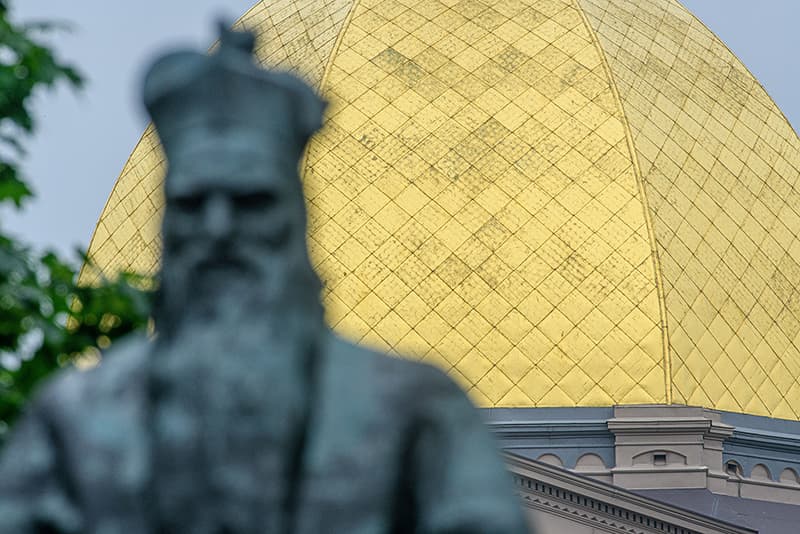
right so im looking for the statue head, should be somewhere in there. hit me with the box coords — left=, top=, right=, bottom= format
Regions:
left=144, top=25, right=326, bottom=340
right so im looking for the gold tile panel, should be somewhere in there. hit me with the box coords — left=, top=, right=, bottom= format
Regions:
left=85, top=0, right=667, bottom=408
left=304, top=0, right=664, bottom=407
left=580, top=0, right=800, bottom=419
left=86, top=0, right=668, bottom=408
left=81, top=0, right=354, bottom=283
left=86, top=0, right=800, bottom=418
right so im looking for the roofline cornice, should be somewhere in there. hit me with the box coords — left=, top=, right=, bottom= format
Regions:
left=728, top=427, right=800, bottom=456
left=489, top=420, right=611, bottom=440
left=505, top=453, right=757, bottom=534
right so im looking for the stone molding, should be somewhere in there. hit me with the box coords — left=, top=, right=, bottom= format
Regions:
left=486, top=407, right=615, bottom=469
left=492, top=420, right=611, bottom=440
left=729, top=427, right=800, bottom=455
left=608, top=406, right=734, bottom=493
left=506, top=454, right=756, bottom=534
left=725, top=425, right=800, bottom=478
left=488, top=405, right=800, bottom=506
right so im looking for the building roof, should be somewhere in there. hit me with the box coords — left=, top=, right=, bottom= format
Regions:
left=85, top=0, right=800, bottom=418
left=637, top=489, right=800, bottom=534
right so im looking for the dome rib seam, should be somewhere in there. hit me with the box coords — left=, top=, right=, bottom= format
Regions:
left=314, top=0, right=360, bottom=94
left=573, top=0, right=673, bottom=404
left=292, top=0, right=358, bottom=183
left=300, top=0, right=361, bottom=178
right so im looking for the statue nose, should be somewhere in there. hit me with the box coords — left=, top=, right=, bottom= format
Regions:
left=205, top=194, right=233, bottom=240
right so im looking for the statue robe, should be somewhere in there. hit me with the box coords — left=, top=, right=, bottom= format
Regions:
left=0, top=331, right=529, bottom=533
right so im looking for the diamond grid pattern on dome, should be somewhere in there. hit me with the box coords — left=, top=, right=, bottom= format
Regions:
left=581, top=0, right=800, bottom=419
left=305, top=0, right=664, bottom=407
left=241, top=0, right=354, bottom=83
left=81, top=0, right=353, bottom=284
left=79, top=122, right=164, bottom=282
left=85, top=0, right=800, bottom=418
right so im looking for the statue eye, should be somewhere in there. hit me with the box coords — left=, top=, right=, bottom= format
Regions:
left=235, top=191, right=276, bottom=211
left=171, top=193, right=204, bottom=212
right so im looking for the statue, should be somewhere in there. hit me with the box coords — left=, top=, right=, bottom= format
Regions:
left=0, top=25, right=529, bottom=533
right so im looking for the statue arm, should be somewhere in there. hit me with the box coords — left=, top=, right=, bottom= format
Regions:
left=0, top=401, right=82, bottom=534
left=410, top=371, right=532, bottom=534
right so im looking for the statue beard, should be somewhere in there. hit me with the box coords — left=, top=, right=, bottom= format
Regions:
left=147, top=248, right=325, bottom=531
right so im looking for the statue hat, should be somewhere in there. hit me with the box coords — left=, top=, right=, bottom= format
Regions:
left=142, top=22, right=326, bottom=197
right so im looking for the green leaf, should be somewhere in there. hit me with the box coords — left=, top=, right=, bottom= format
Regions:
left=0, top=4, right=154, bottom=441
left=0, top=163, right=33, bottom=207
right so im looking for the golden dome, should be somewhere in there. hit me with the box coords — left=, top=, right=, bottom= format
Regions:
left=85, top=0, right=800, bottom=418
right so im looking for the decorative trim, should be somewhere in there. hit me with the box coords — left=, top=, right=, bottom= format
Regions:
left=728, top=427, right=800, bottom=456
left=490, top=406, right=800, bottom=500
left=725, top=427, right=800, bottom=482
left=491, top=420, right=611, bottom=441
left=488, top=416, right=615, bottom=467
left=608, top=417, right=713, bottom=434
left=518, top=478, right=698, bottom=534
left=507, top=455, right=756, bottom=534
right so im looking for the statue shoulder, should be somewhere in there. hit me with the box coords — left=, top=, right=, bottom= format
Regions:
left=323, top=332, right=474, bottom=410
left=34, top=333, right=150, bottom=414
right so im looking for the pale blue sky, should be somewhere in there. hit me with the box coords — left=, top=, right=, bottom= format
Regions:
left=6, top=1, right=800, bottom=257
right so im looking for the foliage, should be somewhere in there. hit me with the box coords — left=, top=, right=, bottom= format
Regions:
left=0, top=2, right=151, bottom=438
left=0, top=1, right=81, bottom=208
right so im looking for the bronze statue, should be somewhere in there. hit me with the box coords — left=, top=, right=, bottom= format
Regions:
left=0, top=26, right=529, bottom=533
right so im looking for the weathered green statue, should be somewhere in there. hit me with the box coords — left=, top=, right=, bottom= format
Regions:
left=0, top=26, right=529, bottom=533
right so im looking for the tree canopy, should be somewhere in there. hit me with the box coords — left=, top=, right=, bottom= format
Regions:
left=0, top=2, right=151, bottom=438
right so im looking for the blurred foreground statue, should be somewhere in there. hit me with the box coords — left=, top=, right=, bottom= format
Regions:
left=0, top=26, right=528, bottom=533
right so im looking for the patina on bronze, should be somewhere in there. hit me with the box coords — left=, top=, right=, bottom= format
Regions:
left=0, top=25, right=529, bottom=533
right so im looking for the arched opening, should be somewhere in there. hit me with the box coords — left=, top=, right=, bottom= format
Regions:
left=537, top=454, right=564, bottom=468
left=780, top=468, right=799, bottom=485
left=725, top=460, right=743, bottom=477
left=575, top=453, right=606, bottom=471
left=750, top=464, right=772, bottom=481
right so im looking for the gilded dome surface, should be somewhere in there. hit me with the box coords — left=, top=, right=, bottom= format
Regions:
left=85, top=0, right=800, bottom=418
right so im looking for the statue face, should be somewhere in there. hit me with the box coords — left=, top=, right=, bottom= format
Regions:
left=160, top=151, right=303, bottom=312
